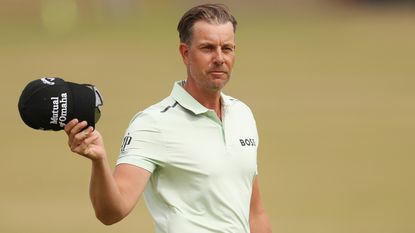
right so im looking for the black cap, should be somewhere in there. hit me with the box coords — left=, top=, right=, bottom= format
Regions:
left=18, top=77, right=103, bottom=131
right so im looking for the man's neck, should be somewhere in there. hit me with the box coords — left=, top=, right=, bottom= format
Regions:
left=183, top=80, right=222, bottom=120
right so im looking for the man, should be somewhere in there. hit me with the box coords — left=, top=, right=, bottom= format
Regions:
left=65, top=4, right=272, bottom=233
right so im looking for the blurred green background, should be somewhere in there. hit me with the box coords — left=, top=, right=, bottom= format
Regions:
left=1, top=0, right=414, bottom=233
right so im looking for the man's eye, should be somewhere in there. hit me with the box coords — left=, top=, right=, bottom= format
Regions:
left=223, top=47, right=234, bottom=52
left=201, top=46, right=213, bottom=52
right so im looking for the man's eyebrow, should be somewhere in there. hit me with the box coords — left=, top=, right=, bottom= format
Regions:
left=223, top=43, right=235, bottom=47
left=198, top=42, right=214, bottom=47
left=198, top=42, right=235, bottom=47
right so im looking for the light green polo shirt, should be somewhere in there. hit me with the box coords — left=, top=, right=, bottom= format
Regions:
left=117, top=81, right=258, bottom=233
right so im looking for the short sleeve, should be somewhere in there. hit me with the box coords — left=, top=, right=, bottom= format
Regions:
left=116, top=112, right=166, bottom=173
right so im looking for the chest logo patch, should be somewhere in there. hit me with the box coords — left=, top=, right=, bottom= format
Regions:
left=239, top=138, right=256, bottom=147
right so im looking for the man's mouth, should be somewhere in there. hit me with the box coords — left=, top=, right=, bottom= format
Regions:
left=209, top=70, right=227, bottom=75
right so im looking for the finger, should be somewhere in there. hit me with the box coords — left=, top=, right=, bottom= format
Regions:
left=72, top=128, right=98, bottom=156
left=72, top=140, right=91, bottom=156
left=83, top=130, right=99, bottom=145
left=73, top=126, right=93, bottom=144
left=82, top=126, right=94, bottom=138
left=70, top=121, right=88, bottom=136
left=67, top=121, right=87, bottom=147
left=81, top=131, right=100, bottom=151
left=64, top=119, right=78, bottom=135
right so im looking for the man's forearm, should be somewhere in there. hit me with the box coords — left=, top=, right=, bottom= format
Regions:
left=89, top=157, right=127, bottom=225
left=250, top=211, right=272, bottom=233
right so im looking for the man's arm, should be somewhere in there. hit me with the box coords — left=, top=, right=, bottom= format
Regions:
left=65, top=119, right=151, bottom=225
left=250, top=176, right=272, bottom=233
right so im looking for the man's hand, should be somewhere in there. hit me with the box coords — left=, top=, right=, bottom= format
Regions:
left=64, top=119, right=106, bottom=161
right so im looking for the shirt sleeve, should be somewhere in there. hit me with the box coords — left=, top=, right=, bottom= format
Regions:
left=116, top=111, right=166, bottom=173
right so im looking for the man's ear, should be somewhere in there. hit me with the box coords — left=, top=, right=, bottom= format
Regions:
left=179, top=43, right=189, bottom=65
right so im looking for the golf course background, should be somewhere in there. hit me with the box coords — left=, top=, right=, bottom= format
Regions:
left=1, top=1, right=414, bottom=233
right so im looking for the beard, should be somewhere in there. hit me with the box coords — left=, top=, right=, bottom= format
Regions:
left=187, top=62, right=233, bottom=92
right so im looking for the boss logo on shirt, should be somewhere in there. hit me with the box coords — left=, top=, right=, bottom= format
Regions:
left=121, top=134, right=132, bottom=152
left=239, top=138, right=256, bottom=147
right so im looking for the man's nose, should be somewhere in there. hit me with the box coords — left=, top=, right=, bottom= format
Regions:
left=213, top=48, right=224, bottom=65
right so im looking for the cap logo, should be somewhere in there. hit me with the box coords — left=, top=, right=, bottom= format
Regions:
left=41, top=77, right=56, bottom=85
left=50, top=92, right=68, bottom=127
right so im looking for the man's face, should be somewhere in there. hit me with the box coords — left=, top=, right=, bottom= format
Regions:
left=180, top=21, right=236, bottom=92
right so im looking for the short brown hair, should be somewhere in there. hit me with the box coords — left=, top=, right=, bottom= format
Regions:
left=177, top=4, right=237, bottom=45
